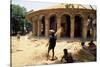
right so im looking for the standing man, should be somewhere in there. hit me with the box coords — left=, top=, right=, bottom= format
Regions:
left=87, top=16, right=94, bottom=39
left=46, top=30, right=57, bottom=61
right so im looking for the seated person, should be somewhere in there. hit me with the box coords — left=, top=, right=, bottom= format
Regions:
left=88, top=40, right=96, bottom=50
left=88, top=40, right=96, bottom=57
left=81, top=41, right=86, bottom=49
left=61, top=49, right=74, bottom=63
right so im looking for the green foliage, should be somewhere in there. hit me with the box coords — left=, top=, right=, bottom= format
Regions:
left=11, top=4, right=26, bottom=17
left=11, top=4, right=32, bottom=35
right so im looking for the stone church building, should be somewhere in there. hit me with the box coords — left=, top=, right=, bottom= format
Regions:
left=26, top=4, right=96, bottom=40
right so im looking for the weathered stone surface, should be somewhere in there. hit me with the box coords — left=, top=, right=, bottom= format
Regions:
left=26, top=8, right=96, bottom=40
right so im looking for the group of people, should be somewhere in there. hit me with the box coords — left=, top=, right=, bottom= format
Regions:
left=81, top=40, right=96, bottom=59
left=46, top=29, right=96, bottom=63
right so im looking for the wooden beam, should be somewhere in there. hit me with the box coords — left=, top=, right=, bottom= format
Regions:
left=90, top=5, right=94, bottom=10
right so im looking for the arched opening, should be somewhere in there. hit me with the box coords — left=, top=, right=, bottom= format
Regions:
left=74, top=15, right=82, bottom=38
left=61, top=14, right=70, bottom=38
left=49, top=15, right=57, bottom=32
left=40, top=16, right=45, bottom=36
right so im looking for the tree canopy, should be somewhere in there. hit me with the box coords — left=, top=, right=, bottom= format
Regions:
left=11, top=4, right=32, bottom=35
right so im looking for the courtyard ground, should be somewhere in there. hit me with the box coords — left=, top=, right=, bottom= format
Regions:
left=11, top=35, right=96, bottom=67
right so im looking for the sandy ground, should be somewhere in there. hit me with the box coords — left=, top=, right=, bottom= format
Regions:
left=11, top=35, right=96, bottom=67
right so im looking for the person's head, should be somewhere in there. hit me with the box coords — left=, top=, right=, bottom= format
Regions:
left=49, top=30, right=55, bottom=36
left=89, top=40, right=94, bottom=46
left=63, top=49, right=68, bottom=55
left=81, top=42, right=85, bottom=46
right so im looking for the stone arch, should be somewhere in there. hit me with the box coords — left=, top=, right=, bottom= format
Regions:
left=49, top=14, right=57, bottom=32
left=74, top=14, right=83, bottom=38
left=61, top=14, right=71, bottom=38
left=38, top=15, right=45, bottom=36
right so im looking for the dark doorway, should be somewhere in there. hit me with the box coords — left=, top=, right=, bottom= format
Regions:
left=49, top=15, right=57, bottom=32
left=87, top=29, right=91, bottom=38
left=61, top=14, right=70, bottom=38
left=74, top=15, right=82, bottom=38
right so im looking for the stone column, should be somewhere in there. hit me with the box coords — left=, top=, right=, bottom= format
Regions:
left=93, top=19, right=96, bottom=40
left=82, top=16, right=88, bottom=39
left=37, top=19, right=41, bottom=37
left=70, top=16, right=75, bottom=38
left=57, top=16, right=61, bottom=38
left=35, top=19, right=38, bottom=36
left=45, top=17, right=49, bottom=37
left=32, top=18, right=36, bottom=36
left=93, top=27, right=96, bottom=40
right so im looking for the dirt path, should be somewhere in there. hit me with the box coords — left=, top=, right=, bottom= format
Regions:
left=11, top=36, right=96, bottom=67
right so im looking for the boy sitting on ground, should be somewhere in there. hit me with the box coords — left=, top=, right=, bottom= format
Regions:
left=81, top=41, right=87, bottom=49
left=61, top=49, right=74, bottom=63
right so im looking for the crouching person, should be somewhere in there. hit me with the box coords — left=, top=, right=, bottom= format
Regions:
left=61, top=49, right=74, bottom=63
